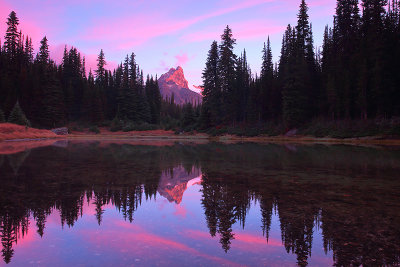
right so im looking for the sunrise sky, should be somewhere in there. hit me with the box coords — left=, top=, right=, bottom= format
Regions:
left=0, top=0, right=336, bottom=92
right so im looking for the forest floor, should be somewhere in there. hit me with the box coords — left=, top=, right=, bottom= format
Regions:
left=1, top=123, right=400, bottom=147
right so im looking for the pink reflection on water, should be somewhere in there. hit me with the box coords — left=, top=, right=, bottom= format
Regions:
left=80, top=220, right=243, bottom=266
left=183, top=229, right=284, bottom=252
left=1, top=171, right=334, bottom=266
left=235, top=233, right=282, bottom=247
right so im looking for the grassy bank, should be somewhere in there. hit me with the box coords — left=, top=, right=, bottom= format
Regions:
left=0, top=123, right=59, bottom=141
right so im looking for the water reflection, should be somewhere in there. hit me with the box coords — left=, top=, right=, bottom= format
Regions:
left=0, top=142, right=400, bottom=266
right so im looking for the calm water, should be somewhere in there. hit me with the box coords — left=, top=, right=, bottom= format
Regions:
left=1, top=141, right=400, bottom=266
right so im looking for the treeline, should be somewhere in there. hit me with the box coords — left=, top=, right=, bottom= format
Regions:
left=201, top=0, right=400, bottom=130
left=1, top=0, right=400, bottom=135
left=0, top=11, right=176, bottom=129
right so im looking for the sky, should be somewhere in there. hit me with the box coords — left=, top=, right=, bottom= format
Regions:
left=0, top=0, right=337, bottom=93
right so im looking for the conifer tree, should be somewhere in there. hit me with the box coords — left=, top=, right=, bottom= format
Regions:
left=129, top=52, right=137, bottom=88
left=118, top=55, right=136, bottom=121
left=235, top=49, right=251, bottom=122
left=218, top=26, right=237, bottom=124
left=4, top=11, right=20, bottom=60
left=8, top=101, right=30, bottom=126
left=95, top=49, right=106, bottom=85
left=329, top=0, right=360, bottom=118
left=153, top=75, right=162, bottom=123
left=41, top=71, right=66, bottom=127
left=280, top=0, right=317, bottom=128
left=24, top=36, right=33, bottom=63
left=145, top=75, right=161, bottom=124
left=261, top=38, right=273, bottom=80
left=36, top=36, right=49, bottom=64
left=182, top=103, right=196, bottom=128
left=0, top=107, right=5, bottom=122
left=359, top=0, right=388, bottom=117
left=296, top=0, right=311, bottom=53
left=261, top=37, right=277, bottom=120
left=201, top=41, right=220, bottom=126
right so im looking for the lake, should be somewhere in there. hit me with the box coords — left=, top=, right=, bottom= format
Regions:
left=0, top=141, right=399, bottom=266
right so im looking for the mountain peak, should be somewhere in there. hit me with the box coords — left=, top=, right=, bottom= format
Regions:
left=158, top=66, right=202, bottom=105
left=163, top=66, right=188, bottom=89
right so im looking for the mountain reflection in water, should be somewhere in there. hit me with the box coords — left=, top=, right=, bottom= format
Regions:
left=0, top=141, right=399, bottom=266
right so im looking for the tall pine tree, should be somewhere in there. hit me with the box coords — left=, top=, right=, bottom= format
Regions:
left=201, top=41, right=221, bottom=126
left=4, top=11, right=20, bottom=60
left=218, top=26, right=237, bottom=124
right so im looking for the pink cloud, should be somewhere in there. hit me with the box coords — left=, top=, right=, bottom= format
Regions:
left=175, top=52, right=189, bottom=67
left=197, top=0, right=276, bottom=22
left=181, top=20, right=285, bottom=43
left=81, top=0, right=277, bottom=50
left=193, top=85, right=204, bottom=94
left=81, top=13, right=196, bottom=50
left=158, top=59, right=170, bottom=72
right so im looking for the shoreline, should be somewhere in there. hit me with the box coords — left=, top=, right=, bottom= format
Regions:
left=67, top=133, right=400, bottom=146
left=1, top=134, right=399, bottom=156
left=1, top=123, right=399, bottom=146
left=1, top=133, right=400, bottom=146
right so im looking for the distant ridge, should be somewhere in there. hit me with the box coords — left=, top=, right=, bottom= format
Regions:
left=158, top=66, right=202, bottom=105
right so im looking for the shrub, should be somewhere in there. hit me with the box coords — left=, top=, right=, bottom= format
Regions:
left=98, top=120, right=111, bottom=127
left=71, top=125, right=84, bottom=132
left=110, top=116, right=123, bottom=132
left=135, top=123, right=158, bottom=131
left=0, top=108, right=5, bottom=123
left=8, top=102, right=31, bottom=127
left=89, top=125, right=100, bottom=134
left=388, top=122, right=400, bottom=136
left=161, top=116, right=179, bottom=131
left=122, top=122, right=135, bottom=132
left=123, top=122, right=158, bottom=132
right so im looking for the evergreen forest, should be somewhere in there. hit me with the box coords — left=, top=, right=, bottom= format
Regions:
left=0, top=0, right=399, bottom=137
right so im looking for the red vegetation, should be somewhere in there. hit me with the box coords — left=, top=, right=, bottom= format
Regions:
left=0, top=123, right=58, bottom=141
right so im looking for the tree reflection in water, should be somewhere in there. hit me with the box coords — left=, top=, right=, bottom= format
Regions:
left=0, top=142, right=399, bottom=266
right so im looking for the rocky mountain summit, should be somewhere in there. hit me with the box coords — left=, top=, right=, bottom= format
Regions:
left=158, top=66, right=202, bottom=105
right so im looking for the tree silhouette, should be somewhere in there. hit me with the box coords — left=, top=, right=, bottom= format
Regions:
left=8, top=101, right=30, bottom=126
left=4, top=11, right=20, bottom=60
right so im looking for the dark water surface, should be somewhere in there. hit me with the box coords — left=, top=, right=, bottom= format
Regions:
left=1, top=141, right=400, bottom=266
